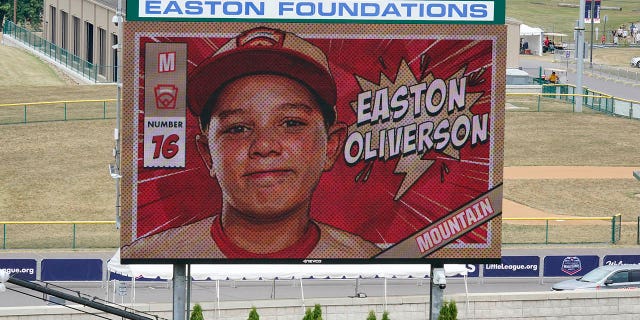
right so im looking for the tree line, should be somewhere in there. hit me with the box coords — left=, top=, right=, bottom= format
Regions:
left=1, top=0, right=43, bottom=30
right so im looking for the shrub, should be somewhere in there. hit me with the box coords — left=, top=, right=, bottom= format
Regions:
left=247, top=306, right=259, bottom=320
left=366, top=310, right=377, bottom=320
left=303, top=304, right=322, bottom=320
left=190, top=303, right=204, bottom=320
left=381, top=310, right=390, bottom=320
left=312, top=304, right=322, bottom=320
left=438, top=300, right=458, bottom=320
left=302, top=307, right=312, bottom=320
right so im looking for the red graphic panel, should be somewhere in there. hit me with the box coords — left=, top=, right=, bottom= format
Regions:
left=121, top=23, right=505, bottom=263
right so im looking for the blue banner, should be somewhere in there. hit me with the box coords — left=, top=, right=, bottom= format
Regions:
left=41, top=259, right=103, bottom=281
left=0, top=259, right=37, bottom=281
left=543, top=255, right=599, bottom=277
left=603, top=255, right=640, bottom=266
left=483, top=256, right=539, bottom=277
left=585, top=0, right=601, bottom=23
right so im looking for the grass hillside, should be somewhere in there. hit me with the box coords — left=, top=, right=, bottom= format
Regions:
left=507, top=0, right=640, bottom=37
left=0, top=43, right=116, bottom=104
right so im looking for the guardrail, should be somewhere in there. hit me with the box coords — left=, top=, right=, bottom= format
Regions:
left=2, top=20, right=117, bottom=83
left=1, top=221, right=116, bottom=249
left=506, top=84, right=639, bottom=120
left=0, top=99, right=117, bottom=125
left=503, top=214, right=622, bottom=245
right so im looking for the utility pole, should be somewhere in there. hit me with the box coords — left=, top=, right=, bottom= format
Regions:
left=429, top=263, right=446, bottom=320
left=575, top=0, right=586, bottom=113
left=589, top=0, right=595, bottom=67
left=113, top=0, right=123, bottom=230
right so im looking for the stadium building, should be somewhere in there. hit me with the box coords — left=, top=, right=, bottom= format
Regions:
left=42, top=0, right=120, bottom=82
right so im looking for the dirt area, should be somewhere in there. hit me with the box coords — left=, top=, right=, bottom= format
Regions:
left=503, top=166, right=638, bottom=223
left=504, top=166, right=638, bottom=180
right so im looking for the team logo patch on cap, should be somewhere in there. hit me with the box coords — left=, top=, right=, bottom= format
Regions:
left=154, top=84, right=179, bottom=109
left=237, top=27, right=285, bottom=48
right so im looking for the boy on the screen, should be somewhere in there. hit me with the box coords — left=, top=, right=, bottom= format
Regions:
left=123, top=27, right=380, bottom=259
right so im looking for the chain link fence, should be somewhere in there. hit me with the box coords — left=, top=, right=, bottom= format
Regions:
left=0, top=99, right=117, bottom=125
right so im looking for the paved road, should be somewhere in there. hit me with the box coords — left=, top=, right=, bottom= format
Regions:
left=519, top=54, right=640, bottom=102
left=2, top=246, right=639, bottom=308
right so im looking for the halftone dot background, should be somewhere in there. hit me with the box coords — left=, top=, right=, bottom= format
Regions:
left=122, top=23, right=506, bottom=262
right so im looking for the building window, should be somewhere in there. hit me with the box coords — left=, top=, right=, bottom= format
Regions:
left=112, top=33, right=118, bottom=81
left=49, top=6, right=56, bottom=44
left=60, top=11, right=68, bottom=50
left=85, top=22, right=94, bottom=64
left=98, top=28, right=106, bottom=76
left=73, top=16, right=80, bottom=56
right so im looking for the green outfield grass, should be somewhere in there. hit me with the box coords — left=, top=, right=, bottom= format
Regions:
left=507, top=0, right=640, bottom=39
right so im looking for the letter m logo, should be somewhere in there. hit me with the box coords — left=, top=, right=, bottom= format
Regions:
left=158, top=52, right=176, bottom=73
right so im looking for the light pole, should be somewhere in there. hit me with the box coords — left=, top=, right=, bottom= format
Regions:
left=589, top=0, right=595, bottom=67
left=575, top=0, right=586, bottom=113
left=603, top=15, right=608, bottom=44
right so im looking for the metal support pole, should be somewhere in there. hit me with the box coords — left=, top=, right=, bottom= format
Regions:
left=429, top=263, right=445, bottom=320
left=575, top=2, right=586, bottom=113
left=114, top=0, right=123, bottom=230
left=173, top=264, right=187, bottom=320
left=611, top=216, right=615, bottom=244
left=589, top=0, right=595, bottom=67
left=186, top=265, right=191, bottom=318
left=545, top=220, right=549, bottom=244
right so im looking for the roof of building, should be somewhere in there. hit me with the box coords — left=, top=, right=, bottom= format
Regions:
left=92, top=0, right=118, bottom=10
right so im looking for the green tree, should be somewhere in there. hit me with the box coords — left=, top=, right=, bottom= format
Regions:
left=437, top=300, right=458, bottom=320
left=302, top=307, right=313, bottom=320
left=366, top=310, right=377, bottom=320
left=247, top=306, right=259, bottom=320
left=302, top=304, right=322, bottom=320
left=189, top=303, right=204, bottom=320
left=312, top=304, right=322, bottom=320
left=0, top=0, right=42, bottom=29
left=381, top=311, right=390, bottom=320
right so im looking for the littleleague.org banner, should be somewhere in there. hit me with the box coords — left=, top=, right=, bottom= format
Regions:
left=120, top=1, right=506, bottom=264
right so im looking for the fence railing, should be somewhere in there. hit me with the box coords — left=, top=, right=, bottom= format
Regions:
left=503, top=214, right=623, bottom=245
left=2, top=20, right=117, bottom=83
left=506, top=84, right=639, bottom=120
left=1, top=221, right=116, bottom=249
left=0, top=89, right=632, bottom=126
left=1, top=215, right=628, bottom=249
left=0, top=99, right=117, bottom=125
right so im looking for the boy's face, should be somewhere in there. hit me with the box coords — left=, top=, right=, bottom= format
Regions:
left=205, top=74, right=342, bottom=221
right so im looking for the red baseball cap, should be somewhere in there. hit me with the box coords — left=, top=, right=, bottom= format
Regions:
left=187, top=27, right=337, bottom=124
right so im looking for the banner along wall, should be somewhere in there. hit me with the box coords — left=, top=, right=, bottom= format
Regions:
left=120, top=2, right=506, bottom=264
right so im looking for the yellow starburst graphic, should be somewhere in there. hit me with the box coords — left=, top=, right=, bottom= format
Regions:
left=347, top=59, right=485, bottom=200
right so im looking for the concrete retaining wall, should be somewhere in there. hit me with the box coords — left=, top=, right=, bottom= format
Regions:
left=1, top=289, right=640, bottom=319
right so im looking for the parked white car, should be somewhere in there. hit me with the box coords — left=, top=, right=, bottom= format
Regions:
left=552, top=264, right=640, bottom=291
left=631, top=56, right=640, bottom=68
